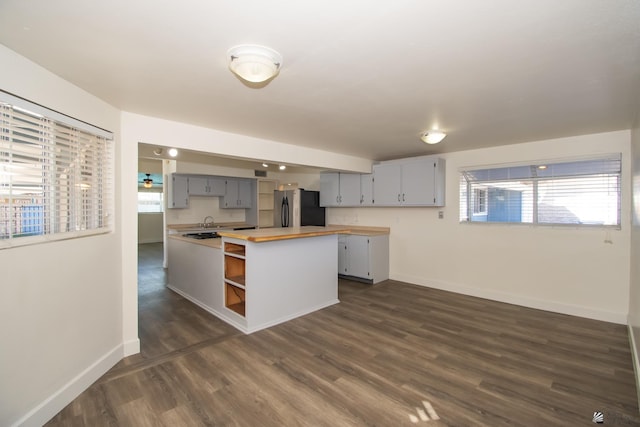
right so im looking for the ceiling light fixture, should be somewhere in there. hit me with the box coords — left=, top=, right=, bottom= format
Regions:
left=143, top=173, right=153, bottom=188
left=168, top=148, right=178, bottom=157
left=153, top=148, right=163, bottom=156
left=279, top=165, right=286, bottom=170
left=420, top=130, right=447, bottom=145
left=228, top=45, right=282, bottom=83
left=262, top=163, right=269, bottom=168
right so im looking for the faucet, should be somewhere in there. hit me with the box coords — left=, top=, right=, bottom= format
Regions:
left=201, top=216, right=214, bottom=228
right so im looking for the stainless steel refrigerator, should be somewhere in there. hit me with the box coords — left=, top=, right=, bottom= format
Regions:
left=273, top=189, right=326, bottom=227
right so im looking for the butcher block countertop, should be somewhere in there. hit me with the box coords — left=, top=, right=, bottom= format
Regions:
left=217, top=225, right=389, bottom=243
left=216, top=226, right=350, bottom=243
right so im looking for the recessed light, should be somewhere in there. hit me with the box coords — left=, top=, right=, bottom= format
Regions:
left=279, top=165, right=286, bottom=170
left=262, top=163, right=269, bottom=168
left=538, top=165, right=548, bottom=170
left=168, top=148, right=178, bottom=157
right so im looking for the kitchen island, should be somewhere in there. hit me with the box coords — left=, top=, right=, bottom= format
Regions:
left=168, top=226, right=350, bottom=334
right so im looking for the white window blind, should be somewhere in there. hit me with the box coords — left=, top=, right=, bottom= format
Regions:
left=459, top=155, right=621, bottom=227
left=0, top=92, right=113, bottom=247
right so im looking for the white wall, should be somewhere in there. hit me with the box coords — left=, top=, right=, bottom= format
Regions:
left=328, top=131, right=632, bottom=323
left=629, top=108, right=640, bottom=404
left=138, top=213, right=164, bottom=243
left=0, top=45, right=125, bottom=426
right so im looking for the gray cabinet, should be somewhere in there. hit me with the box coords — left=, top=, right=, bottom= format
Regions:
left=338, top=234, right=389, bottom=284
left=320, top=172, right=364, bottom=206
left=221, top=179, right=253, bottom=208
left=360, top=173, right=374, bottom=206
left=168, top=174, right=189, bottom=208
left=372, top=156, right=445, bottom=206
left=188, top=176, right=225, bottom=196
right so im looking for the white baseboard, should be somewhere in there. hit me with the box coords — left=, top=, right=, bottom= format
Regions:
left=391, top=273, right=627, bottom=324
left=12, top=343, right=125, bottom=427
left=628, top=323, right=640, bottom=411
left=123, top=338, right=140, bottom=356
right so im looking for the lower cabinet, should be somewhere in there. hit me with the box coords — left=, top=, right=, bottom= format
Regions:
left=338, top=234, right=389, bottom=284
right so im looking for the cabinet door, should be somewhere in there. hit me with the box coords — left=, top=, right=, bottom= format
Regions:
left=188, top=176, right=209, bottom=196
left=346, top=235, right=370, bottom=279
left=222, top=179, right=253, bottom=208
left=320, top=173, right=340, bottom=206
left=237, top=180, right=253, bottom=208
left=402, top=160, right=436, bottom=205
left=360, top=174, right=373, bottom=206
left=338, top=235, right=348, bottom=275
left=207, top=177, right=226, bottom=196
left=372, top=163, right=402, bottom=206
left=168, top=174, right=189, bottom=208
left=339, top=174, right=361, bottom=206
left=221, top=179, right=238, bottom=208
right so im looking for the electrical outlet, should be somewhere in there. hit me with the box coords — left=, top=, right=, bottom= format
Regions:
left=438, top=211, right=444, bottom=219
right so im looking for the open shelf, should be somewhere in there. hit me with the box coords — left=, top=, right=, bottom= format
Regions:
left=225, top=283, right=245, bottom=316
left=258, top=179, right=277, bottom=228
left=224, top=242, right=245, bottom=257
left=224, top=241, right=246, bottom=317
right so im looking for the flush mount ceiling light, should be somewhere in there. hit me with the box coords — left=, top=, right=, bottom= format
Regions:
left=228, top=45, right=282, bottom=83
left=420, top=130, right=447, bottom=145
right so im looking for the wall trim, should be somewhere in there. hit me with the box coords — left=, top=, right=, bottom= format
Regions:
left=123, top=338, right=140, bottom=357
left=628, top=323, right=640, bottom=411
left=392, top=273, right=627, bottom=324
left=11, top=343, right=125, bottom=427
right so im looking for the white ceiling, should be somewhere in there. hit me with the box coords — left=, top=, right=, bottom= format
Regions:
left=1, top=0, right=639, bottom=162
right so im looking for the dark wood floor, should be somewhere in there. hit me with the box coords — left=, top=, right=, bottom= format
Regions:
left=46, top=242, right=640, bottom=426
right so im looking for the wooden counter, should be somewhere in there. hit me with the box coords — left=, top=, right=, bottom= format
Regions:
left=216, top=225, right=350, bottom=242
left=216, top=225, right=389, bottom=242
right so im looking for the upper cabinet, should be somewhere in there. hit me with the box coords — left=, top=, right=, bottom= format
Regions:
left=319, top=172, right=365, bottom=207
left=372, top=156, right=445, bottom=207
left=168, top=174, right=189, bottom=209
left=188, top=176, right=225, bottom=196
left=168, top=173, right=256, bottom=209
left=220, top=178, right=253, bottom=208
left=360, top=174, right=374, bottom=206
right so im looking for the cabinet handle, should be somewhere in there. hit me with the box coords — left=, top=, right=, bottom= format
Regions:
left=402, top=193, right=405, bottom=202
left=336, top=195, right=339, bottom=203
left=397, top=194, right=401, bottom=202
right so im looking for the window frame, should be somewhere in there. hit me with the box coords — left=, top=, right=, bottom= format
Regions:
left=0, top=91, right=114, bottom=249
left=459, top=154, right=622, bottom=229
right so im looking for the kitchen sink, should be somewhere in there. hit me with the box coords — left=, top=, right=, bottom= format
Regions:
left=182, top=232, right=220, bottom=239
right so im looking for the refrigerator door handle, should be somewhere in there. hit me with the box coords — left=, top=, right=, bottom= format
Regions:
left=281, top=197, right=286, bottom=227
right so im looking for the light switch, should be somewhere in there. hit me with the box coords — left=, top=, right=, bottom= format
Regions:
left=438, top=211, right=444, bottom=219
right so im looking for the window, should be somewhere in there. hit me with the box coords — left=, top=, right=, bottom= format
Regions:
left=473, top=188, right=487, bottom=215
left=0, top=91, right=113, bottom=247
left=459, top=155, right=621, bottom=227
left=138, top=192, right=164, bottom=213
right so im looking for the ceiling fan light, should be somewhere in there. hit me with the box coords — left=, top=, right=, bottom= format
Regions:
left=228, top=45, right=282, bottom=83
left=421, top=130, right=446, bottom=144
left=143, top=173, right=153, bottom=188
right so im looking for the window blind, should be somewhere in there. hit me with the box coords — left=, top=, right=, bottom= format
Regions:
left=0, top=92, right=113, bottom=247
left=459, top=155, right=621, bottom=227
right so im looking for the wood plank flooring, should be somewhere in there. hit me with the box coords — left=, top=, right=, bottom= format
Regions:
left=46, top=243, right=640, bottom=426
